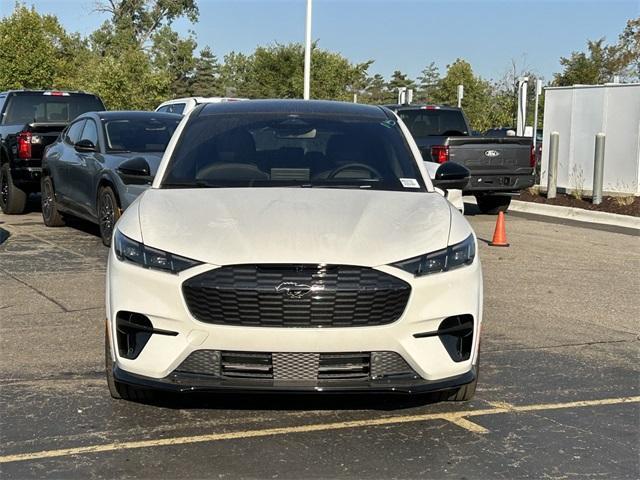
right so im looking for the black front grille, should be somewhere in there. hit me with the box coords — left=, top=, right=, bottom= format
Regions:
left=175, top=350, right=416, bottom=381
left=182, top=264, right=411, bottom=327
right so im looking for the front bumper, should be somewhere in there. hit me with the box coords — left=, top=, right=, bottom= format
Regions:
left=113, top=364, right=477, bottom=395
left=107, top=249, right=483, bottom=391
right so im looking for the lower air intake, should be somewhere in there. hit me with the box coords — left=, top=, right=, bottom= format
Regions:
left=174, top=350, right=417, bottom=381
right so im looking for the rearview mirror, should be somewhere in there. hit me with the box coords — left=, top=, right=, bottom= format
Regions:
left=74, top=139, right=97, bottom=152
left=117, top=157, right=153, bottom=185
left=432, top=162, right=470, bottom=191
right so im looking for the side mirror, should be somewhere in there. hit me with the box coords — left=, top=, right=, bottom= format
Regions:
left=432, top=162, right=470, bottom=191
left=74, top=139, right=97, bottom=152
left=116, top=157, right=153, bottom=185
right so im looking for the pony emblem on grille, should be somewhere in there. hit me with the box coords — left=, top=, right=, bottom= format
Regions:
left=275, top=281, right=323, bottom=299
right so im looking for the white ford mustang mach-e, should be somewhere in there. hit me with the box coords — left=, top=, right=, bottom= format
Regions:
left=105, top=100, right=482, bottom=402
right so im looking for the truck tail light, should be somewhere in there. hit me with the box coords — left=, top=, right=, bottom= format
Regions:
left=431, top=145, right=449, bottom=164
left=17, top=132, right=32, bottom=159
left=530, top=144, right=536, bottom=168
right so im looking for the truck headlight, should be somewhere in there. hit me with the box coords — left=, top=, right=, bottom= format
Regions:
left=391, top=234, right=476, bottom=276
left=114, top=230, right=201, bottom=274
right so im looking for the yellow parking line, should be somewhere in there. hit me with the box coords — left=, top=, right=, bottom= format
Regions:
left=485, top=401, right=515, bottom=410
left=0, top=395, right=637, bottom=464
left=446, top=417, right=489, bottom=434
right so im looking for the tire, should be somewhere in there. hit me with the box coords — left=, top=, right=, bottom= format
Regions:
left=0, top=163, right=28, bottom=214
left=475, top=194, right=511, bottom=214
left=438, top=355, right=480, bottom=402
left=97, top=186, right=121, bottom=247
left=41, top=177, right=65, bottom=227
left=105, top=324, right=155, bottom=402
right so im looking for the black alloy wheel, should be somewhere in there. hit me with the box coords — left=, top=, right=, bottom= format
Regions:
left=41, top=177, right=65, bottom=226
left=98, top=186, right=121, bottom=247
left=0, top=163, right=28, bottom=214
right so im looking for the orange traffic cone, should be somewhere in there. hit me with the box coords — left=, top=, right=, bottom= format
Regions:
left=489, top=211, right=509, bottom=247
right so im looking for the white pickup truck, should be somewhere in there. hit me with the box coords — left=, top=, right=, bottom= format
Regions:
left=155, top=97, right=247, bottom=116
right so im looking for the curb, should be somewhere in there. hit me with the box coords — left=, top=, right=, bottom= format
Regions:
left=509, top=200, right=640, bottom=230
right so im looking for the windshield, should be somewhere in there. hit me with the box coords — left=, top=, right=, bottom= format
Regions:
left=161, top=112, right=426, bottom=192
left=104, top=117, right=181, bottom=152
left=2, top=93, right=104, bottom=125
left=397, top=109, right=469, bottom=138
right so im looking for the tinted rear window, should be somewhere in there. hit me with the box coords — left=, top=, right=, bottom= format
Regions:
left=398, top=109, right=469, bottom=138
left=162, top=112, right=426, bottom=192
left=1, top=93, right=104, bottom=125
left=158, top=103, right=186, bottom=115
left=104, top=117, right=181, bottom=152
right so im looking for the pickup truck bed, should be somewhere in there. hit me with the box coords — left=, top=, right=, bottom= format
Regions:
left=0, top=90, right=105, bottom=214
left=388, top=104, right=535, bottom=213
left=432, top=136, right=534, bottom=192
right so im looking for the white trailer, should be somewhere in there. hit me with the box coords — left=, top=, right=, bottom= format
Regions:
left=540, top=83, right=640, bottom=196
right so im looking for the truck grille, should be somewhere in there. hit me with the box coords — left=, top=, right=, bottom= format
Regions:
left=175, top=351, right=416, bottom=381
left=182, top=264, right=411, bottom=327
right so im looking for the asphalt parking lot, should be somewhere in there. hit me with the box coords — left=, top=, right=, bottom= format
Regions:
left=0, top=204, right=638, bottom=479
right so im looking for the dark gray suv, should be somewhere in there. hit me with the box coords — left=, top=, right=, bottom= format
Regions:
left=41, top=111, right=181, bottom=246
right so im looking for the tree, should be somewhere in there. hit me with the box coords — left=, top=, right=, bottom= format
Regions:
left=0, top=4, right=86, bottom=90
left=151, top=26, right=198, bottom=96
left=225, top=43, right=371, bottom=100
left=617, top=17, right=640, bottom=81
left=416, top=62, right=440, bottom=102
left=362, top=73, right=388, bottom=104
left=95, top=0, right=198, bottom=47
left=191, top=47, right=222, bottom=97
left=492, top=58, right=544, bottom=129
left=220, top=51, right=251, bottom=97
left=387, top=70, right=415, bottom=90
left=553, top=38, right=623, bottom=86
left=77, top=48, right=170, bottom=110
left=432, top=59, right=493, bottom=131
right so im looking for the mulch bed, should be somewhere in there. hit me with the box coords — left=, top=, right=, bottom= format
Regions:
left=517, top=190, right=639, bottom=217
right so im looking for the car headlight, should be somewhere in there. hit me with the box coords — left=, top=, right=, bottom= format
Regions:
left=391, top=234, right=476, bottom=276
left=113, top=230, right=202, bottom=274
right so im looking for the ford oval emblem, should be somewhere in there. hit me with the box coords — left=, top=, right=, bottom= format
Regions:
left=485, top=150, right=500, bottom=157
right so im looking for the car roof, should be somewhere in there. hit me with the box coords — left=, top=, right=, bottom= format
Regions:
left=0, top=89, right=97, bottom=96
left=198, top=99, right=389, bottom=119
left=385, top=104, right=462, bottom=112
left=159, top=97, right=246, bottom=105
left=91, top=111, right=182, bottom=121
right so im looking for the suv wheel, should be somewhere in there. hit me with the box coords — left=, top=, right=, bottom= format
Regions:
left=475, top=194, right=511, bottom=214
left=97, top=186, right=121, bottom=247
left=438, top=354, right=480, bottom=402
left=41, top=177, right=65, bottom=227
left=0, top=163, right=28, bottom=214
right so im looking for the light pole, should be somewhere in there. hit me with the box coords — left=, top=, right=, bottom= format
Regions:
left=516, top=76, right=529, bottom=137
left=303, top=0, right=312, bottom=100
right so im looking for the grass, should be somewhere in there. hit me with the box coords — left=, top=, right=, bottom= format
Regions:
left=612, top=195, right=636, bottom=207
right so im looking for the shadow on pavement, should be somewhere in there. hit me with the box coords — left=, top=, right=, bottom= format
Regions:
left=128, top=390, right=447, bottom=412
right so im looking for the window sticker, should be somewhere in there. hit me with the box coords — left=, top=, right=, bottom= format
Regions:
left=380, top=120, right=396, bottom=128
left=399, top=178, right=420, bottom=188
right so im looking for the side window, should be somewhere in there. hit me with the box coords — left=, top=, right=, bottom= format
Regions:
left=0, top=96, right=6, bottom=122
left=80, top=119, right=99, bottom=148
left=156, top=106, right=169, bottom=113
left=65, top=120, right=86, bottom=145
left=166, top=103, right=185, bottom=115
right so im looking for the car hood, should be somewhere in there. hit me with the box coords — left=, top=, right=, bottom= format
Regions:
left=137, top=188, right=452, bottom=267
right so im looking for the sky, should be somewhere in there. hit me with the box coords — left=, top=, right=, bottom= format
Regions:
left=3, top=0, right=639, bottom=83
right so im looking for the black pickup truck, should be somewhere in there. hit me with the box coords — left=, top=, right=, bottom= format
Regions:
left=0, top=90, right=105, bottom=214
left=387, top=104, right=535, bottom=213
